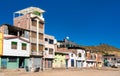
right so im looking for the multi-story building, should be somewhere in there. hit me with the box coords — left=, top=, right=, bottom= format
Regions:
left=13, top=7, right=45, bottom=71
left=44, top=34, right=55, bottom=69
left=0, top=24, right=30, bottom=69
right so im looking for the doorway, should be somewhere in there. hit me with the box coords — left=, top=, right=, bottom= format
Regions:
left=1, top=57, right=7, bottom=69
left=19, top=57, right=25, bottom=68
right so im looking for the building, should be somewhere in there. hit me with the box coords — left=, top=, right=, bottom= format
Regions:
left=56, top=38, right=86, bottom=68
left=85, top=51, right=97, bottom=68
left=57, top=38, right=79, bottom=48
left=67, top=47, right=86, bottom=68
left=103, top=54, right=117, bottom=67
left=44, top=34, right=55, bottom=69
left=0, top=24, right=30, bottom=69
left=53, top=47, right=69, bottom=68
left=13, top=7, right=45, bottom=71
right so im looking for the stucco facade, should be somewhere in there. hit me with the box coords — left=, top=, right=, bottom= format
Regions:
left=0, top=35, right=30, bottom=69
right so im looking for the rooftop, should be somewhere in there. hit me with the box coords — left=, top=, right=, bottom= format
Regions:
left=14, top=7, right=45, bottom=15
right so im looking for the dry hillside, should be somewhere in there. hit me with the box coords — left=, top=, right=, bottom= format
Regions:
left=82, top=44, right=120, bottom=56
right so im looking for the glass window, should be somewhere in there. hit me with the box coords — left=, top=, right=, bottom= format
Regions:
left=49, top=39, right=54, bottom=44
left=78, top=53, right=82, bottom=57
left=49, top=48, right=53, bottom=54
left=45, top=38, right=48, bottom=41
left=22, top=43, right=27, bottom=50
left=9, top=57, right=17, bottom=62
left=11, top=42, right=17, bottom=49
left=45, top=48, right=48, bottom=50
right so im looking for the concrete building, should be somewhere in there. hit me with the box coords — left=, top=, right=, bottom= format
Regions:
left=44, top=34, right=55, bottom=69
left=13, top=7, right=45, bottom=71
left=85, top=51, right=97, bottom=68
left=67, top=47, right=86, bottom=68
left=0, top=24, right=30, bottom=69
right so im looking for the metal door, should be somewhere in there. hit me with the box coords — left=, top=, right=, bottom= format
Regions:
left=1, top=57, right=7, bottom=69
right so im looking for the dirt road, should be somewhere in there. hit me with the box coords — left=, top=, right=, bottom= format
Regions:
left=1, top=68, right=120, bottom=76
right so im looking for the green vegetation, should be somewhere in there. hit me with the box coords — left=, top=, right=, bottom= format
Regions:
left=33, top=11, right=41, bottom=16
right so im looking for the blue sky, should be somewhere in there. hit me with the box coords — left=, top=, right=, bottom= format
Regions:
left=0, top=0, right=120, bottom=48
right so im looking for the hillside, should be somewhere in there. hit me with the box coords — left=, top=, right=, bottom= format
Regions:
left=82, top=44, right=120, bottom=56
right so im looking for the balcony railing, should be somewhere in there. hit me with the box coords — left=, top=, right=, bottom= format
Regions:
left=30, top=26, right=44, bottom=33
left=31, top=51, right=43, bottom=56
left=30, top=38, right=44, bottom=45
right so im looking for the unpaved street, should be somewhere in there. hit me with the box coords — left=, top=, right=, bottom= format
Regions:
left=1, top=68, right=120, bottom=76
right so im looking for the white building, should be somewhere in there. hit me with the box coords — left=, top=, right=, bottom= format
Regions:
left=76, top=49, right=86, bottom=68
left=0, top=34, right=30, bottom=69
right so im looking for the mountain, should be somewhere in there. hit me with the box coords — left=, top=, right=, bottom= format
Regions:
left=82, top=44, right=120, bottom=56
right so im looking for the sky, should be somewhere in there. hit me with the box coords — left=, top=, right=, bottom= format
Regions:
left=0, top=0, right=120, bottom=48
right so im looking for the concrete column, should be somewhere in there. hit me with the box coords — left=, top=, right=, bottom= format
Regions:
left=36, top=19, right=39, bottom=55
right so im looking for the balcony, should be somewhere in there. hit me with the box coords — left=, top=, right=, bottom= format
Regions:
left=31, top=14, right=44, bottom=21
left=31, top=51, right=43, bottom=56
left=30, top=26, right=44, bottom=33
left=30, top=38, right=44, bottom=45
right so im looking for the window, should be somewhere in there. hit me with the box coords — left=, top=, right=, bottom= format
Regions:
left=49, top=48, right=53, bottom=54
left=22, top=43, right=27, bottom=50
left=45, top=48, right=48, bottom=50
left=39, top=22, right=44, bottom=29
left=78, top=53, right=82, bottom=57
left=49, top=39, right=54, bottom=44
left=31, top=43, right=36, bottom=51
left=11, top=42, right=17, bottom=49
left=45, top=38, right=48, bottom=41
left=32, top=19, right=37, bottom=26
left=31, top=32, right=36, bottom=38
left=9, top=57, right=17, bottom=62
left=39, top=45, right=44, bottom=52
left=39, top=33, right=43, bottom=40
left=71, top=54, right=73, bottom=57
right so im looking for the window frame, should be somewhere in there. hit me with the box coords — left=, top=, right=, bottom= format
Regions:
left=11, top=42, right=17, bottom=49
left=22, top=43, right=27, bottom=50
left=49, top=48, right=53, bottom=55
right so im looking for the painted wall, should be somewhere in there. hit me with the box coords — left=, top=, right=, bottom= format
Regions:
left=76, top=49, right=85, bottom=60
left=76, top=49, right=86, bottom=68
left=68, top=53, right=76, bottom=68
left=53, top=54, right=66, bottom=68
left=0, top=57, right=1, bottom=68
left=44, top=34, right=55, bottom=58
left=7, top=58, right=19, bottom=69
left=0, top=33, right=3, bottom=56
left=3, top=38, right=30, bottom=57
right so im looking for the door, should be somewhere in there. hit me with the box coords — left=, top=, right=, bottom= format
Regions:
left=77, top=61, right=81, bottom=68
left=19, top=57, right=25, bottom=68
left=1, top=57, right=7, bottom=69
left=48, top=60, right=52, bottom=68
left=71, top=59, right=74, bottom=67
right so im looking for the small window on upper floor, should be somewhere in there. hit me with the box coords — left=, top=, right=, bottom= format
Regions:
left=78, top=53, right=82, bottom=57
left=22, top=43, right=27, bottom=50
left=11, top=42, right=17, bottom=49
left=49, top=48, right=53, bottom=54
left=45, top=48, right=48, bottom=50
left=45, top=38, right=48, bottom=41
left=71, top=54, right=73, bottom=57
left=49, top=39, right=54, bottom=44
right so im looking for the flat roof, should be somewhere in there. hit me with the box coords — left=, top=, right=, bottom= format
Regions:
left=14, top=7, right=45, bottom=14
